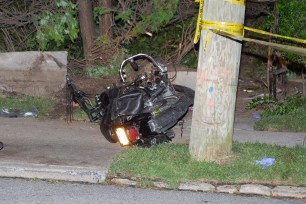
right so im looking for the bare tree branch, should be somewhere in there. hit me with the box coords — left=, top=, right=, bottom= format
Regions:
left=0, top=0, right=55, bottom=28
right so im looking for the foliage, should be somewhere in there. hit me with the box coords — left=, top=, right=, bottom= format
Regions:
left=35, top=0, right=79, bottom=50
left=254, top=111, right=306, bottom=132
left=93, top=6, right=112, bottom=24
left=114, top=0, right=180, bottom=37
left=96, top=35, right=111, bottom=47
left=0, top=0, right=55, bottom=51
left=124, top=18, right=197, bottom=67
left=246, top=96, right=306, bottom=117
left=85, top=49, right=128, bottom=78
left=72, top=107, right=91, bottom=121
left=125, top=23, right=182, bottom=57
left=246, top=96, right=306, bottom=131
left=1, top=0, right=193, bottom=65
left=131, top=0, right=179, bottom=36
left=85, top=65, right=118, bottom=78
left=180, top=51, right=198, bottom=68
left=109, top=142, right=306, bottom=187
left=263, top=0, right=306, bottom=65
left=245, top=96, right=276, bottom=111
left=114, top=8, right=133, bottom=22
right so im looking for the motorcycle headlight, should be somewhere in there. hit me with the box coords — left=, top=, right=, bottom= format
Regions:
left=115, top=127, right=130, bottom=146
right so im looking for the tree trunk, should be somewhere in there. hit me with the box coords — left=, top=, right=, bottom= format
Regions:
left=77, top=0, right=95, bottom=60
left=99, top=0, right=113, bottom=37
left=189, top=0, right=246, bottom=161
left=268, top=0, right=279, bottom=98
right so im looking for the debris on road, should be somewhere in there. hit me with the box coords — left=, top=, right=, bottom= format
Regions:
left=0, top=107, right=39, bottom=118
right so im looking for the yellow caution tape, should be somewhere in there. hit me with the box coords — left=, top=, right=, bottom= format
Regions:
left=193, top=0, right=245, bottom=44
left=193, top=0, right=306, bottom=55
left=204, top=31, right=211, bottom=51
left=244, top=26, right=306, bottom=44
left=200, top=20, right=244, bottom=51
left=201, top=20, right=244, bottom=37
left=226, top=0, right=245, bottom=6
left=198, top=21, right=306, bottom=45
left=194, top=0, right=204, bottom=44
left=243, top=37, right=306, bottom=57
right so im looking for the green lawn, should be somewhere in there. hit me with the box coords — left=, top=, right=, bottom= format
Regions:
left=0, top=95, right=54, bottom=117
left=254, top=111, right=306, bottom=132
left=109, top=142, right=306, bottom=187
left=247, top=96, right=306, bottom=132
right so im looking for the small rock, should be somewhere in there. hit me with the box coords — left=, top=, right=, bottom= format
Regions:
left=239, top=184, right=271, bottom=196
left=272, top=186, right=306, bottom=199
left=178, top=182, right=215, bottom=192
left=217, top=185, right=238, bottom=194
left=111, top=178, right=137, bottom=186
left=153, top=182, right=171, bottom=189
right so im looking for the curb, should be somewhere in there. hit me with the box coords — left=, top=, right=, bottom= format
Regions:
left=0, top=162, right=107, bottom=184
left=109, top=176, right=306, bottom=199
left=1, top=162, right=305, bottom=199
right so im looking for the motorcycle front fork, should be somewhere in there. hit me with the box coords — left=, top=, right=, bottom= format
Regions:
left=66, top=77, right=104, bottom=122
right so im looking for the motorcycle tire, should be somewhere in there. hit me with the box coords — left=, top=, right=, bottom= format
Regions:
left=100, top=123, right=117, bottom=143
left=173, top=84, right=194, bottom=105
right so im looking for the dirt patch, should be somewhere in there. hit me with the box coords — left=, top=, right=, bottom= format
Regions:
left=235, top=51, right=303, bottom=120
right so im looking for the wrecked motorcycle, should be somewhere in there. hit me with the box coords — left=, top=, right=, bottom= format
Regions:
left=66, top=54, right=193, bottom=147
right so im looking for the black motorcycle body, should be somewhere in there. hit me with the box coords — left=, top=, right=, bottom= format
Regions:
left=67, top=54, right=193, bottom=147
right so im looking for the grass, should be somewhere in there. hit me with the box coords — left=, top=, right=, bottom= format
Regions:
left=84, top=48, right=130, bottom=78
left=71, top=108, right=91, bottom=121
left=254, top=111, right=306, bottom=132
left=0, top=95, right=55, bottom=117
left=0, top=93, right=98, bottom=121
left=85, top=65, right=119, bottom=78
left=246, top=96, right=306, bottom=132
left=109, top=142, right=306, bottom=187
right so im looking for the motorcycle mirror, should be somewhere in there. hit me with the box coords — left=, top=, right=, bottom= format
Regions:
left=129, top=59, right=139, bottom=71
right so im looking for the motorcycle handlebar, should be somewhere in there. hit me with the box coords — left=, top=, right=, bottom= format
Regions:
left=119, top=54, right=167, bottom=82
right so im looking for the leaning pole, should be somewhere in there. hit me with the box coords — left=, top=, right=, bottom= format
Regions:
left=189, top=0, right=246, bottom=161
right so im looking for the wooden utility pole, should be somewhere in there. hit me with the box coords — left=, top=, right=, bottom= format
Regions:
left=189, top=0, right=246, bottom=161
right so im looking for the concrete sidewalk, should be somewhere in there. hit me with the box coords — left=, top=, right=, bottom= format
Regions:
left=174, top=112, right=306, bottom=147
left=0, top=112, right=305, bottom=184
left=0, top=117, right=121, bottom=183
left=172, top=111, right=306, bottom=147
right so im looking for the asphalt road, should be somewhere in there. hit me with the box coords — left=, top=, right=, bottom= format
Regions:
left=0, top=178, right=304, bottom=204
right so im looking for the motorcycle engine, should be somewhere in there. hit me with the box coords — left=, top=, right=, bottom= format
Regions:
left=136, top=70, right=189, bottom=134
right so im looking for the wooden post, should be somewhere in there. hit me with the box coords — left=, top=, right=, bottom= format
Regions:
left=189, top=0, right=246, bottom=161
left=267, top=0, right=279, bottom=97
left=302, top=72, right=306, bottom=98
